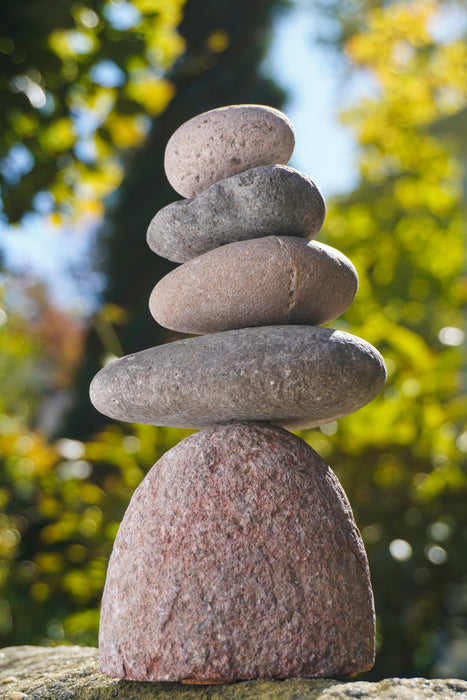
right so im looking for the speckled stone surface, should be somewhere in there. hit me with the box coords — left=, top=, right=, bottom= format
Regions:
left=3, top=647, right=467, bottom=699
left=150, top=237, right=358, bottom=334
left=164, top=105, right=295, bottom=198
left=89, top=325, right=386, bottom=430
left=99, top=422, right=375, bottom=682
left=147, top=165, right=325, bottom=262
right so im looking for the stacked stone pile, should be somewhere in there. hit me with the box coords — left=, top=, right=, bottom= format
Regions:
left=90, top=105, right=387, bottom=684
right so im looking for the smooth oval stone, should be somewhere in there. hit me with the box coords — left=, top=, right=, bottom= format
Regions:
left=89, top=326, right=386, bottom=430
left=164, top=105, right=295, bottom=198
left=99, top=422, right=375, bottom=682
left=150, top=237, right=358, bottom=334
left=147, top=165, right=325, bottom=262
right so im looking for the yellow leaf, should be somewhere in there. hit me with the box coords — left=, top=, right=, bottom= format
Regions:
left=105, top=114, right=148, bottom=148
left=125, top=76, right=175, bottom=115
left=80, top=199, right=104, bottom=218
left=133, top=0, right=185, bottom=16
left=39, top=118, right=76, bottom=153
left=50, top=211, right=62, bottom=227
left=77, top=160, right=124, bottom=199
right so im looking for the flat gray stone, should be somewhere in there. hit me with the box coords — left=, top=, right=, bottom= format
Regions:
left=89, top=326, right=386, bottom=430
left=149, top=237, right=357, bottom=334
left=99, top=422, right=374, bottom=682
left=147, top=165, right=325, bottom=262
left=164, top=105, right=295, bottom=198
left=2, top=646, right=467, bottom=698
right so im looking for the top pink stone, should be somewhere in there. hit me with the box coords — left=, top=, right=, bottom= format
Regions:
left=164, top=104, right=295, bottom=198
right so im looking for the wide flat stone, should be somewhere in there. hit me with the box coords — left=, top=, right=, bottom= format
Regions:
left=150, top=237, right=357, bottom=334
left=147, top=165, right=325, bottom=262
left=3, top=646, right=467, bottom=699
left=164, top=105, right=295, bottom=198
left=100, top=422, right=375, bottom=682
left=89, top=326, right=386, bottom=430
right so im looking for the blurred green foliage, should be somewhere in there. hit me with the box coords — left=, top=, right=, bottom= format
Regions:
left=0, top=0, right=289, bottom=651
left=299, top=0, right=467, bottom=679
left=0, top=0, right=185, bottom=223
left=0, top=0, right=466, bottom=684
left=62, top=0, right=288, bottom=438
left=0, top=408, right=191, bottom=645
left=0, top=289, right=43, bottom=418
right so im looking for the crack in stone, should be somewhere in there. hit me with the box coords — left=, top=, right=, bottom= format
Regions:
left=276, top=237, right=298, bottom=322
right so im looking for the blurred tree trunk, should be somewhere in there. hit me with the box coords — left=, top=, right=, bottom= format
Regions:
left=62, top=0, right=288, bottom=439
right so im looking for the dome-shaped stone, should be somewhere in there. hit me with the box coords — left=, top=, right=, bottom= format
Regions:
left=99, top=422, right=375, bottom=682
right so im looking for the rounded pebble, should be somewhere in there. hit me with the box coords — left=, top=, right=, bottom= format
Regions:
left=89, top=326, right=386, bottom=430
left=150, top=237, right=358, bottom=333
left=147, top=165, right=325, bottom=262
left=99, top=422, right=375, bottom=682
left=164, top=105, right=295, bottom=198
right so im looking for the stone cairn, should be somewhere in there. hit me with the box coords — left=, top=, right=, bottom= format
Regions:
left=90, top=105, right=387, bottom=684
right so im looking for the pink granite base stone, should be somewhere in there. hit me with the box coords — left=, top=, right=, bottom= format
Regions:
left=98, top=422, right=375, bottom=682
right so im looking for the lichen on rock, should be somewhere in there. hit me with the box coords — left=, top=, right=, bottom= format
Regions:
left=1, top=646, right=467, bottom=699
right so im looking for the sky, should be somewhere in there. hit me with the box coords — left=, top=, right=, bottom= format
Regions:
left=267, top=2, right=360, bottom=197
left=0, top=1, right=362, bottom=314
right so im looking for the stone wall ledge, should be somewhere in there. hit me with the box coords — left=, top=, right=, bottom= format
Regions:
left=1, top=646, right=466, bottom=699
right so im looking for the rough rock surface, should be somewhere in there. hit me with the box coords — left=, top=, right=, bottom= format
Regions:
left=2, top=647, right=467, bottom=699
left=164, top=105, right=295, bottom=198
left=150, top=237, right=358, bottom=334
left=100, top=423, right=374, bottom=681
left=147, top=165, right=325, bottom=262
left=89, top=326, right=386, bottom=430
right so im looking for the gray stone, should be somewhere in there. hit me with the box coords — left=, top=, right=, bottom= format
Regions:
left=100, top=422, right=374, bottom=681
left=164, top=105, right=295, bottom=198
left=147, top=165, right=325, bottom=262
left=2, top=647, right=467, bottom=698
left=149, top=237, right=357, bottom=334
left=89, top=326, right=386, bottom=430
